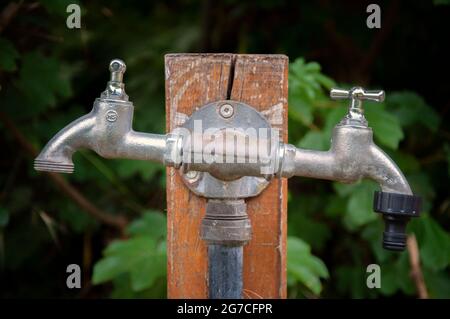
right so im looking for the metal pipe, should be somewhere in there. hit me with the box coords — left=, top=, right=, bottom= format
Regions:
left=208, top=245, right=243, bottom=299
left=201, top=199, right=250, bottom=299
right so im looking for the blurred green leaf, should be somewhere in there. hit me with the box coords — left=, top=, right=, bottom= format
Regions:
left=289, top=58, right=336, bottom=129
left=0, top=207, right=9, bottom=228
left=445, top=143, right=450, bottom=175
left=39, top=0, right=80, bottom=15
left=289, top=91, right=313, bottom=125
left=379, top=263, right=397, bottom=295
left=335, top=265, right=370, bottom=298
left=388, top=150, right=421, bottom=174
left=388, top=92, right=440, bottom=132
left=323, top=106, right=346, bottom=136
left=93, top=212, right=167, bottom=294
left=343, top=181, right=379, bottom=230
left=298, top=131, right=328, bottom=150
left=0, top=38, right=19, bottom=72
left=59, top=203, right=97, bottom=233
left=116, top=160, right=164, bottom=181
left=93, top=236, right=166, bottom=292
left=333, top=181, right=380, bottom=230
left=378, top=254, right=415, bottom=296
left=423, top=268, right=450, bottom=298
left=14, top=53, right=71, bottom=114
left=126, top=210, right=166, bottom=240
left=434, top=0, right=450, bottom=6
left=324, top=195, right=347, bottom=218
left=111, top=273, right=166, bottom=299
left=365, top=102, right=404, bottom=149
left=414, top=215, right=450, bottom=271
left=287, top=236, right=329, bottom=295
left=288, top=194, right=333, bottom=251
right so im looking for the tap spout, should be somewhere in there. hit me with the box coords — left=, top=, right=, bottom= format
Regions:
left=34, top=59, right=171, bottom=174
left=34, top=113, right=95, bottom=173
left=34, top=99, right=167, bottom=173
left=279, top=122, right=420, bottom=251
left=280, top=125, right=412, bottom=195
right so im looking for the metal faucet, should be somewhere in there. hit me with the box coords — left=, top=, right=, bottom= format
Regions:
left=34, top=59, right=168, bottom=173
left=35, top=59, right=421, bottom=253
left=281, top=86, right=410, bottom=194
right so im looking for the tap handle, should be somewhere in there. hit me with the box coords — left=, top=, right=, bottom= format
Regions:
left=330, top=86, right=384, bottom=126
left=330, top=87, right=384, bottom=125
left=330, top=87, right=385, bottom=104
left=101, top=59, right=129, bottom=101
left=109, top=59, right=126, bottom=83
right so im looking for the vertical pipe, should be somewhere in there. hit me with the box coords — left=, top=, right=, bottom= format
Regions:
left=208, top=245, right=243, bottom=299
left=201, top=199, right=250, bottom=299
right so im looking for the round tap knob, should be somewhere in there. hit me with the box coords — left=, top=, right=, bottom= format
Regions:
left=100, top=58, right=129, bottom=101
left=109, top=59, right=126, bottom=83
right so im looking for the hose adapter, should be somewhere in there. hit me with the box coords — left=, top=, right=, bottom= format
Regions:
left=373, top=191, right=422, bottom=251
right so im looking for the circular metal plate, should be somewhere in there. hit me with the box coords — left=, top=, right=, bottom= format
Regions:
left=179, top=100, right=271, bottom=199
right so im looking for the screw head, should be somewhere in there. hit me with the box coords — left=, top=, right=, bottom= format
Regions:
left=219, top=104, right=234, bottom=118
left=185, top=170, right=199, bottom=182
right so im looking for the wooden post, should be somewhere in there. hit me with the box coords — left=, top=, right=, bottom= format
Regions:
left=165, top=54, right=288, bottom=299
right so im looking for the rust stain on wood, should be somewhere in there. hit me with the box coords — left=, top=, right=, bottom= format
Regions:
left=165, top=54, right=288, bottom=299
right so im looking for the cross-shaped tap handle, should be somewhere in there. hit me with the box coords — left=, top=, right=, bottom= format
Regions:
left=330, top=86, right=384, bottom=107
left=330, top=87, right=385, bottom=125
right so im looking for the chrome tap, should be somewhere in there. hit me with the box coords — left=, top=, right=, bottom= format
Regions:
left=34, top=59, right=170, bottom=173
left=280, top=86, right=410, bottom=194
left=280, top=87, right=421, bottom=250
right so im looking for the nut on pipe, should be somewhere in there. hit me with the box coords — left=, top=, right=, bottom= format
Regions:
left=201, top=199, right=251, bottom=246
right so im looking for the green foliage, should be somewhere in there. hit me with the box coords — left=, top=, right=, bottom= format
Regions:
left=389, top=92, right=440, bottom=132
left=0, top=207, right=9, bottom=228
left=39, top=0, right=80, bottom=15
left=3, top=52, right=72, bottom=118
left=337, top=181, right=379, bottom=231
left=287, top=237, right=329, bottom=296
left=289, top=58, right=335, bottom=127
left=0, top=38, right=19, bottom=72
left=434, top=0, right=450, bottom=6
left=0, top=1, right=448, bottom=299
left=93, top=211, right=166, bottom=297
left=411, top=214, right=450, bottom=272
left=365, top=102, right=404, bottom=149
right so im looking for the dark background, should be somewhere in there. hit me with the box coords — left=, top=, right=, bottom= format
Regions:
left=0, top=0, right=449, bottom=298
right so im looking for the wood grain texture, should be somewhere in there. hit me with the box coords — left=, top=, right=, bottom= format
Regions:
left=231, top=55, right=288, bottom=299
left=165, top=54, right=288, bottom=299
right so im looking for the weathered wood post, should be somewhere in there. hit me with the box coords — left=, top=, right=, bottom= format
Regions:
left=165, top=54, right=288, bottom=298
